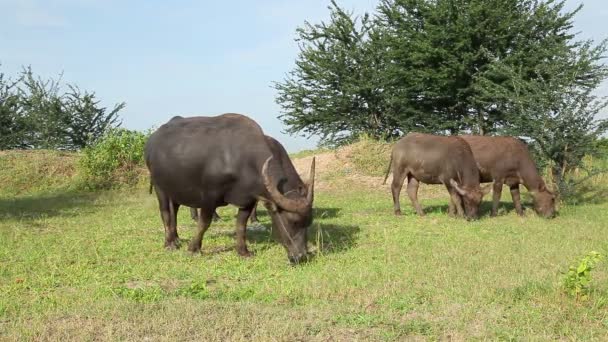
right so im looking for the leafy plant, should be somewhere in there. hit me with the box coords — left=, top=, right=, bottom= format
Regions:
left=79, top=128, right=149, bottom=189
left=563, top=251, right=604, bottom=300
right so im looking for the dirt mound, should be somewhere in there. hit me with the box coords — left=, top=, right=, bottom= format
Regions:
left=291, top=145, right=446, bottom=200
left=292, top=146, right=393, bottom=192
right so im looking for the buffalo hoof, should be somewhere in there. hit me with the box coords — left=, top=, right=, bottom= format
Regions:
left=165, top=239, right=180, bottom=250
left=188, top=243, right=202, bottom=254
left=394, top=210, right=402, bottom=216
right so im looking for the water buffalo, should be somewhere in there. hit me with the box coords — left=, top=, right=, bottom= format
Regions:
left=383, top=133, right=489, bottom=219
left=460, top=135, right=556, bottom=218
left=145, top=114, right=315, bottom=264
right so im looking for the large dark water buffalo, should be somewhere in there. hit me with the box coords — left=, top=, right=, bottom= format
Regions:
left=145, top=114, right=315, bottom=264
left=460, top=135, right=556, bottom=218
left=383, top=133, right=489, bottom=219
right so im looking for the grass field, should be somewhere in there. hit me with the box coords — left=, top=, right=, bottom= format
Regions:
left=1, top=150, right=608, bottom=340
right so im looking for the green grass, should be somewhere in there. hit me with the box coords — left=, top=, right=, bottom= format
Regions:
left=1, top=181, right=608, bottom=340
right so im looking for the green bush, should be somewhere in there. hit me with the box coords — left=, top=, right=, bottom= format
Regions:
left=563, top=251, right=604, bottom=301
left=79, top=128, right=149, bottom=189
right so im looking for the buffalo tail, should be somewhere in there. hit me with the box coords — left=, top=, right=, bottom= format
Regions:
left=383, top=154, right=393, bottom=185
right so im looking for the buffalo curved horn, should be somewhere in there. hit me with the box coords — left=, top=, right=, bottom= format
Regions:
left=307, top=157, right=315, bottom=203
left=262, top=156, right=311, bottom=214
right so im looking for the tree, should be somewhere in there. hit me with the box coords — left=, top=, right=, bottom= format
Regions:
left=0, top=65, right=124, bottom=150
left=276, top=0, right=606, bottom=146
left=479, top=39, right=608, bottom=193
left=274, top=1, right=392, bottom=146
left=61, top=85, right=124, bottom=150
left=0, top=68, right=28, bottom=149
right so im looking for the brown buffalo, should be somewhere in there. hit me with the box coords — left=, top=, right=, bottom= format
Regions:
left=460, top=135, right=556, bottom=218
left=384, top=133, right=490, bottom=219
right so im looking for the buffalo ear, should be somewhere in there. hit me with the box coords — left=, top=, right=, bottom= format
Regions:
left=450, top=179, right=466, bottom=196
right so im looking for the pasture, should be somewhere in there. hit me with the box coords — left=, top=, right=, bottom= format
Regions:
left=1, top=149, right=608, bottom=341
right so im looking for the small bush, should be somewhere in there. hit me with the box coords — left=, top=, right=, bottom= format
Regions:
left=563, top=251, right=604, bottom=301
left=79, top=128, right=149, bottom=189
left=347, top=135, right=392, bottom=177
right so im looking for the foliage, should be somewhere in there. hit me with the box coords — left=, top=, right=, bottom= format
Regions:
left=563, top=251, right=604, bottom=301
left=274, top=1, right=389, bottom=146
left=0, top=69, right=27, bottom=149
left=0, top=65, right=123, bottom=150
left=79, top=128, right=148, bottom=189
left=481, top=39, right=608, bottom=195
left=275, top=0, right=608, bottom=191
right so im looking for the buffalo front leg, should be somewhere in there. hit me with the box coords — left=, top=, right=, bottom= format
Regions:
left=407, top=177, right=425, bottom=216
left=188, top=208, right=213, bottom=253
left=510, top=184, right=524, bottom=216
left=391, top=168, right=407, bottom=216
left=446, top=186, right=464, bottom=217
left=491, top=181, right=503, bottom=217
left=236, top=205, right=255, bottom=257
left=447, top=195, right=458, bottom=217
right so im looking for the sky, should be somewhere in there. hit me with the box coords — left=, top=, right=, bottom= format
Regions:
left=0, top=0, right=606, bottom=152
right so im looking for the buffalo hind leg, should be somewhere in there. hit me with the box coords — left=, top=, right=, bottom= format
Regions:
left=155, top=187, right=180, bottom=249
left=407, top=177, right=425, bottom=216
left=391, top=168, right=407, bottom=215
left=236, top=204, right=256, bottom=257
left=189, top=208, right=214, bottom=253
left=249, top=204, right=259, bottom=223
left=491, top=181, right=503, bottom=217
left=510, top=184, right=524, bottom=216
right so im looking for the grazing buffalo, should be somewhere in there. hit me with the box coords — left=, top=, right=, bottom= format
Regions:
left=460, top=135, right=556, bottom=218
left=145, top=114, right=315, bottom=264
left=383, top=133, right=489, bottom=219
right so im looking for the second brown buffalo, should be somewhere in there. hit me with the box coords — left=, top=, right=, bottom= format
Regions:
left=384, top=133, right=489, bottom=220
left=460, top=135, right=556, bottom=218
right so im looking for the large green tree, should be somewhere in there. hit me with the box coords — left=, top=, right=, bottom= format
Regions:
left=276, top=0, right=607, bottom=146
left=274, top=2, right=384, bottom=145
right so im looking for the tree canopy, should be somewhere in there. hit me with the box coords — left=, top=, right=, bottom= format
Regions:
left=275, top=0, right=607, bottom=144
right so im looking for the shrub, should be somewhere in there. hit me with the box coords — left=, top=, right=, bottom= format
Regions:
left=563, top=251, right=604, bottom=301
left=79, top=128, right=149, bottom=189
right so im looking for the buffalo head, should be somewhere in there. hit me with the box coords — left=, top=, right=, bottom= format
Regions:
left=532, top=184, right=556, bottom=218
left=261, top=156, right=315, bottom=264
left=450, top=179, right=491, bottom=220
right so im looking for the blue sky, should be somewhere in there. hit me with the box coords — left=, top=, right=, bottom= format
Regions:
left=1, top=0, right=606, bottom=152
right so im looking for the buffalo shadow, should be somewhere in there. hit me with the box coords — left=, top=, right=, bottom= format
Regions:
left=185, top=206, right=356, bottom=256
left=407, top=200, right=519, bottom=217
left=0, top=191, right=100, bottom=221
left=206, top=206, right=342, bottom=221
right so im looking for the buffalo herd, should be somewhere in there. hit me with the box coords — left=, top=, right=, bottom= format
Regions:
left=145, top=113, right=556, bottom=264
